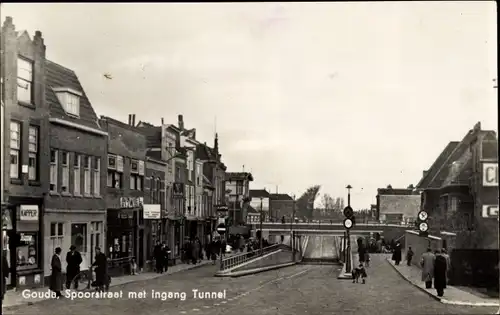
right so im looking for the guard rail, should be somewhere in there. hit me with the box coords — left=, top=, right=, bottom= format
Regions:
left=220, top=244, right=283, bottom=271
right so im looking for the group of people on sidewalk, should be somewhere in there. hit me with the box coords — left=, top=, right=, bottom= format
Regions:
left=392, top=244, right=450, bottom=298
left=182, top=237, right=227, bottom=265
left=153, top=242, right=171, bottom=273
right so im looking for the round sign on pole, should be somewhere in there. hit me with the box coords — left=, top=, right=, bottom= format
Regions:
left=217, top=223, right=226, bottom=235
left=343, top=206, right=354, bottom=218
left=418, top=222, right=429, bottom=232
left=343, top=218, right=353, bottom=229
left=418, top=211, right=428, bottom=221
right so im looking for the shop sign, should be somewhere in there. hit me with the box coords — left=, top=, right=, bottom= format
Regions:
left=20, top=205, right=39, bottom=221
left=483, top=163, right=498, bottom=187
left=143, top=204, right=161, bottom=219
left=120, top=197, right=144, bottom=209
left=482, top=205, right=498, bottom=218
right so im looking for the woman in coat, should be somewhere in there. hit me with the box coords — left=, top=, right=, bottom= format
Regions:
left=434, top=250, right=448, bottom=297
left=50, top=247, right=63, bottom=298
left=392, top=242, right=402, bottom=265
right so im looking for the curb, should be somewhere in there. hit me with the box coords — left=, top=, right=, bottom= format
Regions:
left=214, top=262, right=297, bottom=277
left=386, top=258, right=499, bottom=307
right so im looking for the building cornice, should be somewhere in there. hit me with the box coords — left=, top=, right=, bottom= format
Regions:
left=49, top=117, right=108, bottom=137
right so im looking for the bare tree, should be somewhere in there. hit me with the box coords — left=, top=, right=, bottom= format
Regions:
left=321, top=193, right=336, bottom=210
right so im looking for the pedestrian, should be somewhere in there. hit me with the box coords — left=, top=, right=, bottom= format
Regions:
left=50, top=247, right=63, bottom=298
left=441, top=248, right=451, bottom=282
left=92, top=247, right=109, bottom=292
left=420, top=247, right=436, bottom=289
left=65, top=245, right=82, bottom=290
left=197, top=237, right=203, bottom=260
left=191, top=238, right=200, bottom=264
left=392, top=242, right=402, bottom=265
left=162, top=243, right=171, bottom=272
left=210, top=241, right=217, bottom=265
left=434, top=249, right=448, bottom=297
left=153, top=241, right=163, bottom=273
left=406, top=246, right=414, bottom=266
left=2, top=250, right=9, bottom=302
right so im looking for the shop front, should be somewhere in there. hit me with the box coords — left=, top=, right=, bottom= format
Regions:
left=106, top=197, right=144, bottom=270
left=2, top=197, right=44, bottom=290
left=143, top=204, right=161, bottom=270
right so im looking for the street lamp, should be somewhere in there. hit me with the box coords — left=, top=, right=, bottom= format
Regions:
left=259, top=197, right=264, bottom=256
left=291, top=194, right=296, bottom=260
left=345, top=184, right=353, bottom=273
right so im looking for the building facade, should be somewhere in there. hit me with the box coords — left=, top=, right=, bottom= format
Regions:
left=173, top=154, right=187, bottom=256
left=100, top=115, right=147, bottom=269
left=1, top=18, right=50, bottom=289
left=44, top=60, right=108, bottom=281
left=249, top=189, right=270, bottom=221
left=269, top=193, right=294, bottom=222
left=375, top=186, right=420, bottom=224
left=225, top=172, right=253, bottom=226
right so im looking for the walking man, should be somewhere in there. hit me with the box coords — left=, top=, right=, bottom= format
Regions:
left=434, top=249, right=448, bottom=297
left=50, top=247, right=63, bottom=298
left=65, top=245, right=82, bottom=290
left=420, top=247, right=436, bottom=289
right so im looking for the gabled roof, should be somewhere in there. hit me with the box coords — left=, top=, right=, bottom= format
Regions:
left=225, top=172, right=254, bottom=181
left=416, top=142, right=460, bottom=189
left=249, top=189, right=270, bottom=198
left=46, top=60, right=102, bottom=130
left=136, top=122, right=162, bottom=148
left=269, top=193, right=293, bottom=201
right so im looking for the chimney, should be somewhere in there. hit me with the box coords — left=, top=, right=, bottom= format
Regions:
left=128, top=114, right=132, bottom=125
left=132, top=114, right=136, bottom=126
left=3, top=16, right=14, bottom=29
left=423, top=170, right=428, bottom=178
left=161, top=117, right=164, bottom=125
left=214, top=133, right=219, bottom=153
left=178, top=114, right=184, bottom=130
left=33, top=30, right=43, bottom=44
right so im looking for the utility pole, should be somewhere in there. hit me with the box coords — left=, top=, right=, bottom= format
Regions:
left=346, top=185, right=352, bottom=273
left=260, top=197, right=263, bottom=256
left=291, top=195, right=296, bottom=260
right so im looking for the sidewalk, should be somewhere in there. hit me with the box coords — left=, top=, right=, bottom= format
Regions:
left=3, top=260, right=213, bottom=309
left=387, top=258, right=499, bottom=307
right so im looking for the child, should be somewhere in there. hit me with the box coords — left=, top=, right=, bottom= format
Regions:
left=130, top=258, right=138, bottom=275
left=352, top=263, right=367, bottom=284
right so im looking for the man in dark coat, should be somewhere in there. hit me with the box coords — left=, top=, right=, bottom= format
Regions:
left=65, top=245, right=83, bottom=289
left=92, top=247, right=108, bottom=292
left=2, top=250, right=9, bottom=301
left=161, top=243, right=170, bottom=272
left=392, top=242, right=402, bottom=265
left=434, top=250, right=448, bottom=297
left=50, top=247, right=63, bottom=298
left=153, top=241, right=163, bottom=273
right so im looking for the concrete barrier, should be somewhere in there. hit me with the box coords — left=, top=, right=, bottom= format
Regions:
left=232, top=249, right=294, bottom=272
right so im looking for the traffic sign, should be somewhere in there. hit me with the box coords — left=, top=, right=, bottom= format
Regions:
left=343, top=218, right=353, bottom=229
left=418, top=222, right=428, bottom=232
left=343, top=206, right=354, bottom=218
left=418, top=211, right=428, bottom=221
left=216, top=223, right=226, bottom=235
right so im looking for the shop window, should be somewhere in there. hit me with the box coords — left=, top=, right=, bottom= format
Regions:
left=107, top=170, right=122, bottom=188
left=49, top=223, right=64, bottom=258
left=71, top=223, right=87, bottom=255
left=16, top=232, right=38, bottom=271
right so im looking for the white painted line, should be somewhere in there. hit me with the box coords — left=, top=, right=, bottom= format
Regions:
left=286, top=269, right=310, bottom=279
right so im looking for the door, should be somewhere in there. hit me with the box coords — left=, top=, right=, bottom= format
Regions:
left=138, top=229, right=144, bottom=268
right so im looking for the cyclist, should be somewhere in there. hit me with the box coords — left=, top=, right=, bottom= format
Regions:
left=91, top=247, right=109, bottom=292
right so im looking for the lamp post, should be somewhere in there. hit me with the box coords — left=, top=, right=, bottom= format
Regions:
left=259, top=197, right=263, bottom=256
left=291, top=194, right=296, bottom=260
left=345, top=184, right=352, bottom=273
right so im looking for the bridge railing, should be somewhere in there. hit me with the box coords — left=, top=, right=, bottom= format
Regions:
left=258, top=222, right=414, bottom=228
left=220, top=244, right=283, bottom=271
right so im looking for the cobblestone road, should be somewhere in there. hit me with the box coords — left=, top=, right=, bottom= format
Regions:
left=3, top=255, right=496, bottom=315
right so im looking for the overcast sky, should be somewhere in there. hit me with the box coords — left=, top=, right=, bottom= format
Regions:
left=2, top=2, right=497, bottom=209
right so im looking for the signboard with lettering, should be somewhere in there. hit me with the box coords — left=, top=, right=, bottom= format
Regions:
left=143, top=204, right=161, bottom=219
left=19, top=205, right=39, bottom=221
left=482, top=205, right=498, bottom=218
left=119, top=197, right=144, bottom=209
left=138, top=160, right=145, bottom=176
left=482, top=163, right=498, bottom=187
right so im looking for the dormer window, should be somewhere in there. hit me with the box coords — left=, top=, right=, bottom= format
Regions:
left=53, top=87, right=82, bottom=117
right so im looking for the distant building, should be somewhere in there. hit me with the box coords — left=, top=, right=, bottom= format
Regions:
left=225, top=172, right=253, bottom=226
left=249, top=189, right=270, bottom=221
left=376, top=187, right=420, bottom=225
left=269, top=193, right=294, bottom=221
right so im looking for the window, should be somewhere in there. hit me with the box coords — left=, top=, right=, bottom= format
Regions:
left=17, top=57, right=33, bottom=103
left=71, top=224, right=87, bottom=254
left=10, top=121, right=21, bottom=179
left=49, top=223, right=64, bottom=266
left=449, top=196, right=459, bottom=213
left=61, top=152, right=69, bottom=192
left=130, top=174, right=143, bottom=191
left=84, top=156, right=91, bottom=194
left=131, top=160, right=138, bottom=173
left=93, top=157, right=100, bottom=196
left=73, top=154, right=81, bottom=194
left=56, top=92, right=80, bottom=116
left=108, top=155, right=116, bottom=170
left=107, top=170, right=122, bottom=189
left=175, top=166, right=181, bottom=181
left=16, top=232, right=38, bottom=271
left=50, top=150, right=58, bottom=191
left=91, top=222, right=103, bottom=252
left=236, top=181, right=243, bottom=194
left=28, top=126, right=38, bottom=180
left=156, top=178, right=161, bottom=203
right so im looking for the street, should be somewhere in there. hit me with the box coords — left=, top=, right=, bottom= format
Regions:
left=3, top=255, right=496, bottom=315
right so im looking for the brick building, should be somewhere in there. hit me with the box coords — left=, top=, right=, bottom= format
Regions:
left=375, top=186, right=420, bottom=224
left=225, top=172, right=253, bottom=228
left=100, top=115, right=147, bottom=269
left=269, top=193, right=294, bottom=222
left=1, top=18, right=50, bottom=289
left=44, top=60, right=108, bottom=281
left=415, top=122, right=498, bottom=288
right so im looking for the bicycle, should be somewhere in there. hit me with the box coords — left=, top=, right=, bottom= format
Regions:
left=72, top=267, right=111, bottom=292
